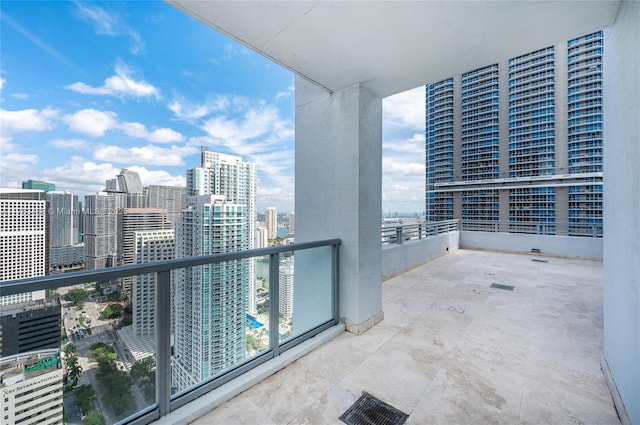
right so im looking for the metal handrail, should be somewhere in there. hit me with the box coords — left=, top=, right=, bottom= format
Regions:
left=0, top=239, right=339, bottom=296
left=459, top=220, right=602, bottom=237
left=1, top=239, right=341, bottom=425
left=381, top=220, right=459, bottom=245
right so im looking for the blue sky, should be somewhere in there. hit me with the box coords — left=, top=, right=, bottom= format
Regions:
left=0, top=1, right=426, bottom=213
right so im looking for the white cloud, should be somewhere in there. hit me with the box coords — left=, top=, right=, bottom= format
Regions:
left=40, top=158, right=184, bottom=196
left=66, top=64, right=159, bottom=99
left=64, top=109, right=118, bottom=137
left=381, top=131, right=426, bottom=213
left=0, top=78, right=5, bottom=90
left=0, top=108, right=59, bottom=137
left=11, top=93, right=29, bottom=100
left=168, top=95, right=244, bottom=121
left=93, top=144, right=198, bottom=167
left=46, top=138, right=92, bottom=150
left=202, top=105, right=282, bottom=148
left=383, top=86, right=426, bottom=131
left=125, top=166, right=186, bottom=188
left=275, top=85, right=294, bottom=100
left=120, top=122, right=183, bottom=143
left=0, top=139, right=39, bottom=187
left=74, top=2, right=145, bottom=55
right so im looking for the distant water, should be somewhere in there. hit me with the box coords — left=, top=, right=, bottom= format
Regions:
left=277, top=228, right=289, bottom=238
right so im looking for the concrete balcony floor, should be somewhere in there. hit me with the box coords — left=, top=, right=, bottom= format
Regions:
left=192, top=249, right=619, bottom=425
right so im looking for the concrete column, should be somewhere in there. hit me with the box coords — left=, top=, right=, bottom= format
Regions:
left=294, top=77, right=383, bottom=334
left=602, top=2, right=640, bottom=424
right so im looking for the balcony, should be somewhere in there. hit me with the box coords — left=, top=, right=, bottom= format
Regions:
left=172, top=247, right=617, bottom=424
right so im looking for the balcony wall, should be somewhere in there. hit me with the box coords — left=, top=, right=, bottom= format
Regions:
left=459, top=231, right=603, bottom=260
left=603, top=1, right=640, bottom=424
left=382, top=232, right=459, bottom=280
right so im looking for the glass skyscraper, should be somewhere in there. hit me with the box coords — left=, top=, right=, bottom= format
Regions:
left=172, top=149, right=256, bottom=391
left=426, top=31, right=603, bottom=237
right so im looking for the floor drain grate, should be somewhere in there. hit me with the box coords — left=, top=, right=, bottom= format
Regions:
left=339, top=392, right=409, bottom=425
left=532, top=258, right=549, bottom=263
left=490, top=283, right=515, bottom=291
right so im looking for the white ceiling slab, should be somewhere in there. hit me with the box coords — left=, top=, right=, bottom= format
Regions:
left=169, top=1, right=620, bottom=97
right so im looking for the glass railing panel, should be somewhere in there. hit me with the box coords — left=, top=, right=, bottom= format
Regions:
left=1, top=239, right=340, bottom=424
left=170, top=257, right=271, bottom=396
left=248, top=256, right=271, bottom=357
left=0, top=275, right=157, bottom=425
left=282, top=245, right=334, bottom=343
left=64, top=277, right=157, bottom=423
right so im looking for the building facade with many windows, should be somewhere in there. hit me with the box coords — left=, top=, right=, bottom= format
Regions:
left=173, top=149, right=257, bottom=391
left=426, top=31, right=603, bottom=237
left=0, top=189, right=47, bottom=306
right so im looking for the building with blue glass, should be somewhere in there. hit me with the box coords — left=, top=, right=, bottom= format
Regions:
left=426, top=31, right=603, bottom=237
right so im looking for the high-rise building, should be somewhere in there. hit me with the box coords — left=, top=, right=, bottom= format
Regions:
left=425, top=31, right=603, bottom=237
left=84, top=169, right=150, bottom=274
left=289, top=212, right=295, bottom=236
left=0, top=298, right=61, bottom=357
left=21, top=180, right=55, bottom=193
left=265, top=207, right=277, bottom=240
left=46, top=191, right=80, bottom=247
left=255, top=225, right=268, bottom=249
left=0, top=349, right=63, bottom=425
left=0, top=189, right=47, bottom=305
left=118, top=229, right=175, bottom=362
left=132, top=230, right=175, bottom=338
left=279, top=258, right=294, bottom=320
left=148, top=185, right=187, bottom=227
left=83, top=193, right=118, bottom=270
left=118, top=208, right=168, bottom=295
left=173, top=149, right=256, bottom=390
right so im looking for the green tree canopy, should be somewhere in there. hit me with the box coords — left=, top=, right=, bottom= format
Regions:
left=76, top=385, right=96, bottom=415
left=64, top=288, right=88, bottom=306
left=102, top=303, right=123, bottom=319
left=83, top=412, right=105, bottom=425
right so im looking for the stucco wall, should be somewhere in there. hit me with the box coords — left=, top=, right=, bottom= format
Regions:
left=459, top=231, right=603, bottom=260
left=602, top=2, right=640, bottom=424
left=382, top=232, right=459, bottom=280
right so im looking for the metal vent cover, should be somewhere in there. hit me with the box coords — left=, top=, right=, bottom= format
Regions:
left=490, top=283, right=515, bottom=291
left=340, top=392, right=409, bottom=425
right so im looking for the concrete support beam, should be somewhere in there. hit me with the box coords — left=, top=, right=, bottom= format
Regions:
left=603, top=2, right=640, bottom=424
left=295, top=77, right=383, bottom=333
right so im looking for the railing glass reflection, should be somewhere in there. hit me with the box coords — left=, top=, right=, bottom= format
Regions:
left=0, top=239, right=340, bottom=424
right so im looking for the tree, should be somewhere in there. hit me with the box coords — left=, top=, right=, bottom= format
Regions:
left=76, top=385, right=96, bottom=415
left=64, top=288, right=88, bottom=307
left=102, top=303, right=123, bottom=319
left=83, top=412, right=105, bottom=425
left=64, top=343, right=77, bottom=357
left=91, top=343, right=117, bottom=362
left=66, top=354, right=82, bottom=387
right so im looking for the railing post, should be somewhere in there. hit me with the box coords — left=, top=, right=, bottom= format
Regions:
left=269, top=253, right=280, bottom=357
left=396, top=227, right=403, bottom=245
left=332, top=242, right=340, bottom=323
left=156, top=270, right=172, bottom=417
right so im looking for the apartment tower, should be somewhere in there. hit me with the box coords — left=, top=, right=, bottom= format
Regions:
left=265, top=207, right=277, bottom=240
left=425, top=31, right=603, bottom=236
left=0, top=189, right=47, bottom=305
left=173, top=149, right=256, bottom=390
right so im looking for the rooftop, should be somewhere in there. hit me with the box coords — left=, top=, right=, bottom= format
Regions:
left=188, top=249, right=617, bottom=424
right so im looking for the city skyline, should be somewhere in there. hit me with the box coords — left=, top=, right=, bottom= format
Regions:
left=0, top=1, right=426, bottom=213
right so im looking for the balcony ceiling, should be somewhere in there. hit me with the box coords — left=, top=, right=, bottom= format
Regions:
left=169, top=1, right=620, bottom=97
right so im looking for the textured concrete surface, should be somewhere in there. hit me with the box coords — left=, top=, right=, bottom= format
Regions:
left=192, top=249, right=619, bottom=425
